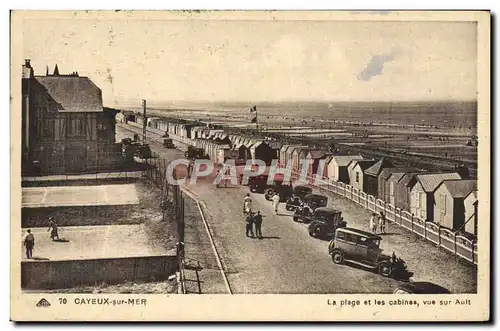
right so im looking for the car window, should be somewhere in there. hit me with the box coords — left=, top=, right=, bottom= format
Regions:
left=336, top=231, right=346, bottom=241
left=358, top=237, right=368, bottom=247
left=393, top=289, right=411, bottom=294
left=344, top=233, right=358, bottom=244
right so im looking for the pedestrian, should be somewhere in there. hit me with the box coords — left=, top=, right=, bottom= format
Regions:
left=187, top=161, right=193, bottom=178
left=245, top=212, right=255, bottom=237
left=369, top=212, right=378, bottom=234
left=23, top=229, right=35, bottom=259
left=253, top=211, right=263, bottom=239
left=272, top=192, right=281, bottom=215
left=379, top=211, right=387, bottom=234
left=224, top=168, right=230, bottom=188
left=47, top=217, right=59, bottom=241
left=243, top=193, right=252, bottom=215
left=216, top=168, right=221, bottom=188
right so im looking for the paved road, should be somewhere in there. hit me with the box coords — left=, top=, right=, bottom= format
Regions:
left=116, top=124, right=476, bottom=294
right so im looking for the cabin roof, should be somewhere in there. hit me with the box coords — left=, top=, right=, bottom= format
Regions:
left=415, top=173, right=462, bottom=192
left=365, top=158, right=394, bottom=176
left=439, top=179, right=477, bottom=198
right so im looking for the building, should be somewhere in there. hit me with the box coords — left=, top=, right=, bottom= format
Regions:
left=292, top=147, right=310, bottom=174
left=409, top=173, right=462, bottom=221
left=250, top=141, right=279, bottom=165
left=364, top=158, right=394, bottom=198
left=348, top=159, right=376, bottom=192
left=464, top=190, right=478, bottom=236
left=379, top=168, right=413, bottom=204
left=433, top=179, right=477, bottom=230
left=386, top=171, right=410, bottom=207
left=305, top=150, right=329, bottom=178
left=326, top=155, right=364, bottom=184
left=21, top=60, right=119, bottom=175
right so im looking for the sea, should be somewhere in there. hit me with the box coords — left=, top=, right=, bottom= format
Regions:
left=126, top=100, right=478, bottom=129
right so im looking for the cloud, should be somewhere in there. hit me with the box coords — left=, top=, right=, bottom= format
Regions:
left=357, top=54, right=394, bottom=81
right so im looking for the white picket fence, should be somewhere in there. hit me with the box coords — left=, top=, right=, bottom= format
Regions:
left=295, top=173, right=478, bottom=265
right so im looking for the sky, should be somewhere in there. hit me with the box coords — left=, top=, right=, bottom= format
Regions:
left=21, top=13, right=478, bottom=107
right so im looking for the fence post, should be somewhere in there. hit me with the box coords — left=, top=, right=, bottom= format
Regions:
left=411, top=213, right=414, bottom=232
left=437, top=225, right=441, bottom=248
left=424, top=220, right=427, bottom=240
left=453, top=233, right=457, bottom=255
left=471, top=239, right=475, bottom=264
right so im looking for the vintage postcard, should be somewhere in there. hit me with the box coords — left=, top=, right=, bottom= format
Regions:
left=10, top=10, right=490, bottom=322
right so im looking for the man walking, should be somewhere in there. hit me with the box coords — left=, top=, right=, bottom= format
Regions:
left=23, top=229, right=35, bottom=259
left=369, top=212, right=378, bottom=234
left=271, top=192, right=281, bottom=215
left=253, top=211, right=263, bottom=239
left=245, top=212, right=255, bottom=237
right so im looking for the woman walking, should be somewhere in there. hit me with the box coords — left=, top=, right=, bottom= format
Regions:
left=271, top=193, right=281, bottom=215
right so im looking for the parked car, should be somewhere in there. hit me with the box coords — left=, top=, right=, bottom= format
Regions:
left=264, top=183, right=294, bottom=201
left=285, top=186, right=313, bottom=211
left=328, top=227, right=412, bottom=279
left=292, top=194, right=328, bottom=220
left=393, top=282, right=450, bottom=294
left=247, top=174, right=285, bottom=193
left=163, top=138, right=175, bottom=148
left=307, top=208, right=347, bottom=238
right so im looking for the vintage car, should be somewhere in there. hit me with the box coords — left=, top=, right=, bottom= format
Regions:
left=184, top=146, right=206, bottom=159
left=393, top=282, right=451, bottom=294
left=163, top=138, right=175, bottom=149
left=246, top=173, right=286, bottom=193
left=292, top=194, right=328, bottom=220
left=285, top=186, right=314, bottom=211
left=328, top=227, right=412, bottom=279
left=264, top=183, right=294, bottom=202
left=307, top=208, right=347, bottom=238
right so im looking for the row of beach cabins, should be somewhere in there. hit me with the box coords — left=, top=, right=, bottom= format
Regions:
left=120, top=114, right=478, bottom=238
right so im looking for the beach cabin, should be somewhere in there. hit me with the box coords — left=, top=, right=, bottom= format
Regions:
left=379, top=168, right=412, bottom=204
left=326, top=155, right=364, bottom=184
left=293, top=147, right=310, bottom=175
left=409, top=172, right=462, bottom=221
left=386, top=171, right=410, bottom=207
left=250, top=141, right=277, bottom=165
left=306, top=150, right=329, bottom=179
left=322, top=155, right=334, bottom=179
left=364, top=158, right=394, bottom=198
left=433, top=179, right=477, bottom=230
left=464, top=190, right=478, bottom=236
left=280, top=145, right=291, bottom=166
left=348, top=159, right=376, bottom=192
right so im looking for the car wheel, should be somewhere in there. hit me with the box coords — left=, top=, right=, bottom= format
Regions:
left=293, top=216, right=299, bottom=222
left=265, top=188, right=275, bottom=199
left=378, top=263, right=393, bottom=277
left=331, top=251, right=344, bottom=264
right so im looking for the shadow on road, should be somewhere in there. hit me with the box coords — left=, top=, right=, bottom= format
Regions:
left=257, top=236, right=281, bottom=240
left=53, top=238, right=70, bottom=243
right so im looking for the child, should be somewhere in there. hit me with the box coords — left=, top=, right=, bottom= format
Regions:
left=369, top=213, right=378, bottom=234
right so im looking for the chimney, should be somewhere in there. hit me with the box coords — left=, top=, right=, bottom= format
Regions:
left=22, top=59, right=33, bottom=79
left=46, top=66, right=49, bottom=76
left=53, top=64, right=59, bottom=76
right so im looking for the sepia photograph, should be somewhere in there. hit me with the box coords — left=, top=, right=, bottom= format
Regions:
left=10, top=10, right=490, bottom=321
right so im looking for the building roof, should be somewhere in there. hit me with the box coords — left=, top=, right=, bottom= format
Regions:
left=415, top=172, right=462, bottom=192
left=365, top=158, right=394, bottom=176
left=323, top=155, right=334, bottom=165
left=267, top=141, right=282, bottom=150
left=121, top=110, right=135, bottom=116
left=331, top=155, right=364, bottom=167
left=379, top=168, right=413, bottom=180
left=387, top=171, right=408, bottom=183
left=280, top=145, right=291, bottom=152
left=352, top=159, right=376, bottom=171
left=307, top=150, right=328, bottom=159
left=439, top=179, right=477, bottom=198
left=399, top=172, right=423, bottom=187
left=292, top=147, right=308, bottom=155
left=35, top=76, right=103, bottom=112
left=466, top=190, right=478, bottom=200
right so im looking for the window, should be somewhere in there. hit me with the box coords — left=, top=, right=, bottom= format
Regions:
left=336, top=231, right=346, bottom=241
left=42, top=119, right=53, bottom=139
left=420, top=192, right=426, bottom=209
left=358, top=237, right=368, bottom=247
left=356, top=172, right=360, bottom=183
